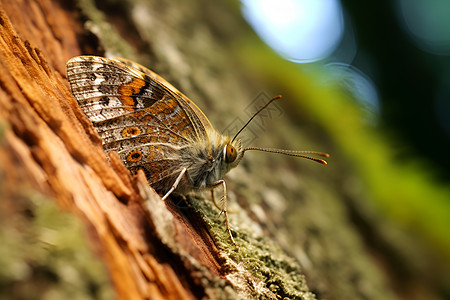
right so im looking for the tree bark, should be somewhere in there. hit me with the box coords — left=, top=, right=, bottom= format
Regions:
left=0, top=1, right=195, bottom=299
left=0, top=0, right=317, bottom=298
left=2, top=0, right=436, bottom=299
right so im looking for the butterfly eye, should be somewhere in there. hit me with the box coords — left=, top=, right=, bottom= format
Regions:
left=224, top=144, right=237, bottom=163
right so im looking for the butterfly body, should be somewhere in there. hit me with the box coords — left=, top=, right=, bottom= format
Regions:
left=169, top=129, right=242, bottom=191
left=66, top=56, right=243, bottom=226
left=130, top=127, right=243, bottom=195
left=67, top=56, right=328, bottom=246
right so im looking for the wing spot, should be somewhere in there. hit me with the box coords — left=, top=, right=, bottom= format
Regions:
left=121, top=126, right=141, bottom=137
left=126, top=150, right=143, bottom=162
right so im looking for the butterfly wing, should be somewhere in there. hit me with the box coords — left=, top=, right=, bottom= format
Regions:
left=114, top=57, right=214, bottom=131
left=66, top=56, right=213, bottom=190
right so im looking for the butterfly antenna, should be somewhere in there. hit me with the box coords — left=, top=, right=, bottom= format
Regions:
left=243, top=148, right=329, bottom=165
left=231, top=95, right=282, bottom=142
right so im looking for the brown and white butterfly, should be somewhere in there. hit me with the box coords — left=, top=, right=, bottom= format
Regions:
left=66, top=56, right=329, bottom=245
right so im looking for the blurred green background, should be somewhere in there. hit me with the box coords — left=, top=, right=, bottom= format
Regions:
left=239, top=0, right=450, bottom=262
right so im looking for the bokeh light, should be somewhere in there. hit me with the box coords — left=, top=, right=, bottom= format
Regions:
left=241, top=0, right=345, bottom=63
left=396, top=0, right=450, bottom=141
left=241, top=0, right=377, bottom=123
left=397, top=0, right=450, bottom=55
left=325, top=63, right=380, bottom=124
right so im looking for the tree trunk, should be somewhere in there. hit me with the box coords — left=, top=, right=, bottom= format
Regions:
left=1, top=0, right=438, bottom=299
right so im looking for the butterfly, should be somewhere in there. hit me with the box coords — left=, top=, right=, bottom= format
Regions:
left=66, top=56, right=329, bottom=246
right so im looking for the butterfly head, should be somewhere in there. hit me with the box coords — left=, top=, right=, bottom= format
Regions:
left=220, top=138, right=243, bottom=174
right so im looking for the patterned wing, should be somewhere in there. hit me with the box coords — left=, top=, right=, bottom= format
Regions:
left=114, top=57, right=214, bottom=132
left=66, top=56, right=211, bottom=190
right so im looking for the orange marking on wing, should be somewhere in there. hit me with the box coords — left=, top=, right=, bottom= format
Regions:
left=126, top=150, right=143, bottom=163
left=121, top=126, right=141, bottom=137
left=120, top=96, right=135, bottom=112
left=133, top=110, right=146, bottom=119
left=118, top=78, right=147, bottom=112
left=160, top=102, right=176, bottom=114
left=139, top=114, right=153, bottom=123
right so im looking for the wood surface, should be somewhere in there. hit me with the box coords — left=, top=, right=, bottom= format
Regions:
left=3, top=1, right=441, bottom=300
left=0, top=1, right=317, bottom=299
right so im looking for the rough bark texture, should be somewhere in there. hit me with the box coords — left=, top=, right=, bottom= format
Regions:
left=1, top=0, right=445, bottom=300
left=0, top=0, right=316, bottom=298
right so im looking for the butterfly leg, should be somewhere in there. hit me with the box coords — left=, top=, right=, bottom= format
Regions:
left=210, top=189, right=222, bottom=211
left=161, top=167, right=187, bottom=201
left=211, top=180, right=236, bottom=246
left=211, top=190, right=239, bottom=214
